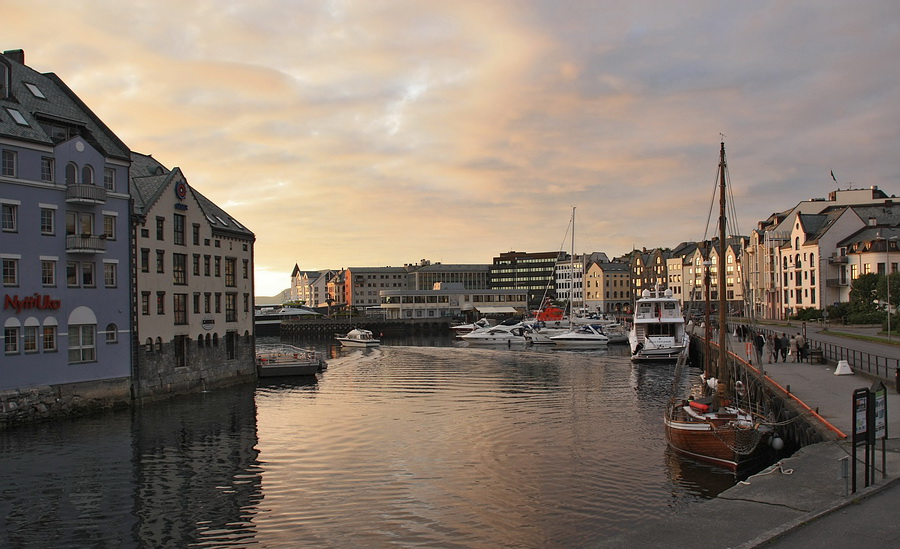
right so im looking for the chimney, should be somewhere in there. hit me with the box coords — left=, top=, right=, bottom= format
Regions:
left=3, top=49, right=24, bottom=64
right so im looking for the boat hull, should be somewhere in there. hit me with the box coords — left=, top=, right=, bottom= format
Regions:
left=664, top=407, right=772, bottom=473
left=337, top=339, right=381, bottom=347
left=258, top=363, right=320, bottom=377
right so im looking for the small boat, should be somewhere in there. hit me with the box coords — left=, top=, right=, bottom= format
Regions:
left=629, top=286, right=688, bottom=361
left=460, top=323, right=528, bottom=345
left=549, top=323, right=610, bottom=347
left=256, top=344, right=325, bottom=377
left=336, top=328, right=381, bottom=347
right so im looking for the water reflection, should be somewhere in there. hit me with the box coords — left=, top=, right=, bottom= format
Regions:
left=0, top=343, right=736, bottom=547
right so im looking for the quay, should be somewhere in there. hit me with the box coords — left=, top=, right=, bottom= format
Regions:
left=599, top=324, right=900, bottom=548
left=272, top=317, right=452, bottom=338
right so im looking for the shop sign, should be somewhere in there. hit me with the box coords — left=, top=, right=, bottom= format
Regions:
left=4, top=293, right=62, bottom=313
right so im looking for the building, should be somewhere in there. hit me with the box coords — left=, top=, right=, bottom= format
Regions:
left=584, top=260, right=632, bottom=316
left=407, top=261, right=490, bottom=291
left=130, top=152, right=255, bottom=402
left=344, top=266, right=409, bottom=311
left=290, top=265, right=337, bottom=307
left=489, top=251, right=565, bottom=310
left=380, top=282, right=527, bottom=320
left=1, top=49, right=133, bottom=407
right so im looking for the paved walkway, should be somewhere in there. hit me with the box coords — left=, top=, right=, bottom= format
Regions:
left=596, top=326, right=900, bottom=549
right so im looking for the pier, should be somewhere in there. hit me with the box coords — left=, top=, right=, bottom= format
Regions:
left=601, top=324, right=900, bottom=548
left=275, top=317, right=452, bottom=337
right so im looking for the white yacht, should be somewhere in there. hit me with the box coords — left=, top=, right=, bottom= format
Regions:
left=628, top=287, right=688, bottom=361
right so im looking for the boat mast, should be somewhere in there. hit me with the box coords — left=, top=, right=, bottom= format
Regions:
left=717, top=141, right=729, bottom=388
left=570, top=206, right=576, bottom=324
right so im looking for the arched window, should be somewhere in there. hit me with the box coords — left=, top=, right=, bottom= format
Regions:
left=155, top=336, right=163, bottom=352
left=145, top=338, right=153, bottom=353
left=795, top=254, right=802, bottom=269
left=783, top=257, right=788, bottom=269
left=795, top=237, right=800, bottom=249
left=81, top=165, right=94, bottom=185
left=198, top=334, right=204, bottom=347
left=105, top=323, right=117, bottom=343
left=65, top=163, right=78, bottom=185
left=212, top=333, right=219, bottom=346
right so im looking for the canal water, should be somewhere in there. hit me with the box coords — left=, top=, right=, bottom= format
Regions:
left=0, top=338, right=735, bottom=548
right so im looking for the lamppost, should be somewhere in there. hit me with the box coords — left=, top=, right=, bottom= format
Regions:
left=888, top=236, right=898, bottom=341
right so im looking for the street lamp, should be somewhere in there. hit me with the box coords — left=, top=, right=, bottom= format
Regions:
left=888, top=236, right=898, bottom=341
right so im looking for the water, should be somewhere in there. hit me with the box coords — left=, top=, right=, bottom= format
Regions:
left=0, top=339, right=735, bottom=548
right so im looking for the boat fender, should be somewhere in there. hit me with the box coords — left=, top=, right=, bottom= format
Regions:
left=735, top=380, right=746, bottom=398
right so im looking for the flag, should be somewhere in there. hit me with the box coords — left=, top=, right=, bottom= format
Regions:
left=831, top=170, right=836, bottom=182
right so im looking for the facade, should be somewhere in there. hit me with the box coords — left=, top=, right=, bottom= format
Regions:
left=748, top=187, right=899, bottom=319
left=407, top=261, right=490, bottom=291
left=489, top=251, right=565, bottom=310
left=584, top=260, right=631, bottom=316
left=345, top=266, right=409, bottom=310
left=131, top=153, right=255, bottom=402
left=290, top=265, right=336, bottom=307
left=380, top=283, right=527, bottom=320
left=1, top=50, right=132, bottom=406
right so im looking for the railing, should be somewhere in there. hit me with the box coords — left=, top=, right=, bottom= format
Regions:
left=828, top=255, right=849, bottom=264
left=65, top=234, right=107, bottom=253
left=810, top=337, right=899, bottom=380
left=825, top=278, right=847, bottom=287
left=65, top=184, right=107, bottom=204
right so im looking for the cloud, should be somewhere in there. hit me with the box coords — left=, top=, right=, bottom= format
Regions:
left=7, top=0, right=900, bottom=295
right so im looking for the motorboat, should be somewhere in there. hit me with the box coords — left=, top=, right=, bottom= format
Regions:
left=256, top=344, right=325, bottom=377
left=336, top=328, right=381, bottom=347
left=549, top=323, right=610, bottom=347
left=460, top=323, right=528, bottom=345
left=450, top=318, right=492, bottom=336
left=629, top=287, right=688, bottom=361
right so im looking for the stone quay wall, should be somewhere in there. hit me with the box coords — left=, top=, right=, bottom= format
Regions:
left=0, top=377, right=131, bottom=431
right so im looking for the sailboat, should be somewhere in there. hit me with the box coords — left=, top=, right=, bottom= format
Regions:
left=550, top=207, right=609, bottom=348
left=663, top=141, right=776, bottom=473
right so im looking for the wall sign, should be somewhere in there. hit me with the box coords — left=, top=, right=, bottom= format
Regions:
left=174, top=180, right=187, bottom=200
left=4, top=294, right=61, bottom=313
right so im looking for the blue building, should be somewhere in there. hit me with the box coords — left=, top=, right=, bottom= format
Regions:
left=1, top=50, right=132, bottom=414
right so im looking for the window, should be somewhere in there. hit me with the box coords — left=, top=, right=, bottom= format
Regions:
left=141, top=249, right=149, bottom=272
left=81, top=165, right=94, bottom=185
left=193, top=254, right=201, bottom=276
left=174, top=294, right=188, bottom=325
left=174, top=335, right=187, bottom=368
left=215, top=293, right=222, bottom=313
left=225, top=258, right=236, bottom=287
left=25, top=82, right=45, bottom=98
left=2, top=203, right=16, bottom=231
left=40, top=207, right=55, bottom=234
left=193, top=293, right=201, bottom=314
left=41, top=259, right=56, bottom=286
left=174, top=214, right=185, bottom=245
left=1, top=150, right=16, bottom=177
left=6, top=108, right=28, bottom=126
left=4, top=326, right=19, bottom=354
left=243, top=259, right=249, bottom=279
left=104, top=262, right=117, bottom=287
left=156, top=250, right=164, bottom=273
left=192, top=224, right=200, bottom=245
left=214, top=257, right=221, bottom=277
left=65, top=162, right=77, bottom=185
left=204, top=292, right=211, bottom=313
left=103, top=168, right=115, bottom=191
left=141, top=292, right=151, bottom=315
left=156, top=217, right=164, bottom=240
left=2, top=257, right=18, bottom=286
left=103, top=215, right=115, bottom=240
left=67, top=262, right=78, bottom=286
left=81, top=262, right=95, bottom=287
left=225, top=293, right=237, bottom=322
left=173, top=253, right=187, bottom=285
left=42, top=325, right=57, bottom=352
left=243, top=293, right=250, bottom=313
left=204, top=255, right=211, bottom=276
left=105, top=323, right=118, bottom=344
left=66, top=211, right=93, bottom=236
left=68, top=325, right=96, bottom=363
left=226, top=331, right=237, bottom=360
left=157, top=292, right=165, bottom=314
left=41, top=157, right=54, bottom=182
left=24, top=325, right=38, bottom=353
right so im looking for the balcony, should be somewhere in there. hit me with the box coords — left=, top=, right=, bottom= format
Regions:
left=825, top=278, right=848, bottom=287
left=65, top=184, right=107, bottom=204
left=66, top=234, right=107, bottom=254
left=828, top=255, right=849, bottom=264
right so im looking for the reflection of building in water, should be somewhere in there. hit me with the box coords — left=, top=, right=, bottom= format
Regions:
left=133, top=384, right=262, bottom=546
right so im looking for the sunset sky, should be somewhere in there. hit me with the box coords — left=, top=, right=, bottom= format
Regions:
left=8, top=1, right=900, bottom=296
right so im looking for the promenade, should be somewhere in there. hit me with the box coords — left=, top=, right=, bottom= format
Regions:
left=598, top=325, right=900, bottom=549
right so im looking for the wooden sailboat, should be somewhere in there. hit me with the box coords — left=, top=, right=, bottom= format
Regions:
left=663, top=141, right=775, bottom=473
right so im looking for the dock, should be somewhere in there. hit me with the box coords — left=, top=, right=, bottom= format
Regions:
left=599, top=323, right=900, bottom=548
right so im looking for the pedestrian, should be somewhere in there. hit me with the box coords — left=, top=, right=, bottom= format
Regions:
left=778, top=333, right=789, bottom=362
left=765, top=333, right=774, bottom=364
left=772, top=333, right=782, bottom=362
left=789, top=335, right=798, bottom=362
left=795, top=332, right=806, bottom=362
left=753, top=331, right=765, bottom=366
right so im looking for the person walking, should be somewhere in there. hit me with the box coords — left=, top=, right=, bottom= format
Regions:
left=789, top=335, right=799, bottom=362
left=772, top=333, right=782, bottom=362
left=753, top=331, right=765, bottom=366
left=778, top=333, right=789, bottom=362
left=765, top=333, right=774, bottom=364
left=795, top=332, right=806, bottom=362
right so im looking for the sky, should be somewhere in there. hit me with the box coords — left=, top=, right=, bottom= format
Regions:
left=7, top=1, right=900, bottom=297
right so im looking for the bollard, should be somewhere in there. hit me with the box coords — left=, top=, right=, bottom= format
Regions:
left=838, top=456, right=850, bottom=497
left=896, top=367, right=900, bottom=394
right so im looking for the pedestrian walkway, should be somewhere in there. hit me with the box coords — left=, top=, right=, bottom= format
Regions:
left=596, top=326, right=900, bottom=549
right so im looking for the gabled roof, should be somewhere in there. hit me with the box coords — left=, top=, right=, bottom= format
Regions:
left=0, top=50, right=129, bottom=160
